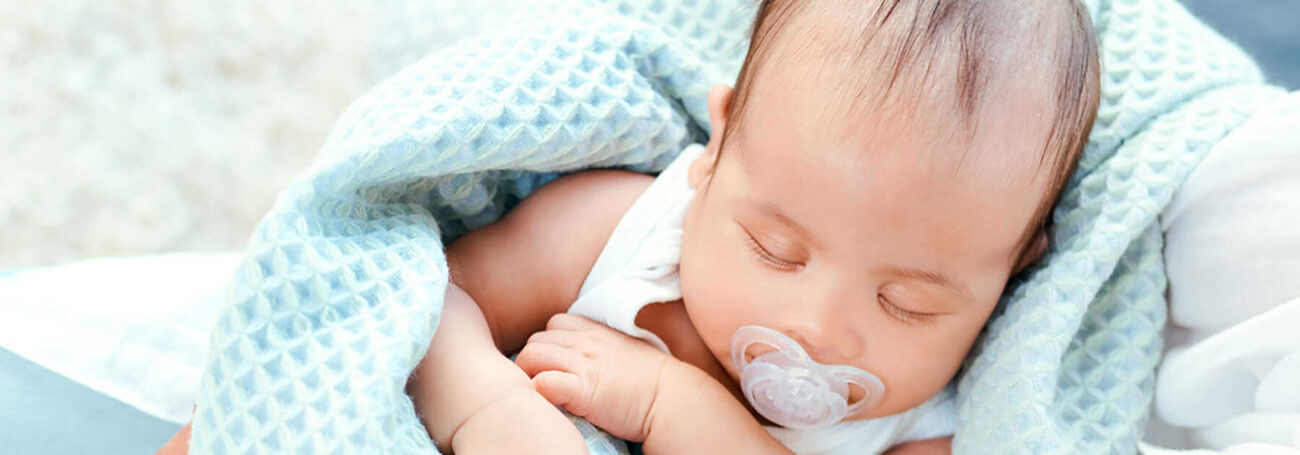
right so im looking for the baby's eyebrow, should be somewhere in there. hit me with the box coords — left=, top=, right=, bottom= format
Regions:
left=750, top=198, right=812, bottom=239
left=889, top=267, right=972, bottom=299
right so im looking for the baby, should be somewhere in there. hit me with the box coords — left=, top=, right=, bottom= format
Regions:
left=409, top=0, right=1100, bottom=454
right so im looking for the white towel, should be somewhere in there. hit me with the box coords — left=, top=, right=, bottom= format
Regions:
left=1144, top=91, right=1300, bottom=454
left=0, top=253, right=241, bottom=424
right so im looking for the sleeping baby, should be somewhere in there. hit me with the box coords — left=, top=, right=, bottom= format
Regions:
left=408, top=0, right=1100, bottom=453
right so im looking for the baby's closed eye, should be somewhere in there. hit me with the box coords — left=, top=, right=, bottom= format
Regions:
left=878, top=285, right=941, bottom=325
left=877, top=294, right=938, bottom=325
left=740, top=226, right=804, bottom=271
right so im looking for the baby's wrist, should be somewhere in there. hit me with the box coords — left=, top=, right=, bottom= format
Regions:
left=423, top=381, right=538, bottom=451
left=645, top=360, right=735, bottom=440
left=453, top=390, right=587, bottom=454
left=409, top=349, right=536, bottom=449
left=656, top=358, right=721, bottom=410
left=644, top=359, right=791, bottom=454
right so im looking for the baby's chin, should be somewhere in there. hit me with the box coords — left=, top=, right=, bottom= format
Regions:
left=844, top=404, right=908, bottom=421
left=850, top=390, right=944, bottom=421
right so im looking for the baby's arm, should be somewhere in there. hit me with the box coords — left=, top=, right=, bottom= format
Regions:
left=409, top=283, right=587, bottom=453
left=639, top=347, right=795, bottom=454
left=407, top=170, right=653, bottom=452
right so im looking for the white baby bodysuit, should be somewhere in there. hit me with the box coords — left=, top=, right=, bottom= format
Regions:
left=568, top=143, right=956, bottom=455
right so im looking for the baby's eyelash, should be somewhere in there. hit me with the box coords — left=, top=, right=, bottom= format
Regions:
left=743, top=230, right=802, bottom=271
left=878, top=295, right=937, bottom=325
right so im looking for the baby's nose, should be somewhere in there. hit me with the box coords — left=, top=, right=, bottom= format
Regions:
left=781, top=325, right=863, bottom=365
left=773, top=274, right=870, bottom=364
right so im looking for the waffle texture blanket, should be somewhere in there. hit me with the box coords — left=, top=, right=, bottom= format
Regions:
left=188, top=0, right=1285, bottom=453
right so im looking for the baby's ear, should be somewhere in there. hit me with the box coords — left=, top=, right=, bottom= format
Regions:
left=688, top=143, right=720, bottom=189
left=690, top=85, right=733, bottom=189
left=1012, top=229, right=1049, bottom=274
left=705, top=84, right=733, bottom=136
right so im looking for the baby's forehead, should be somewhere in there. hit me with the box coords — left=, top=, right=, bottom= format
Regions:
left=739, top=44, right=1054, bottom=179
left=737, top=85, right=1050, bottom=194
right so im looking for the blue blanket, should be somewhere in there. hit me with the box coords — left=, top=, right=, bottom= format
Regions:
left=188, top=0, right=1285, bottom=453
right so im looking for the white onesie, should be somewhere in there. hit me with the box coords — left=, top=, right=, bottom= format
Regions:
left=568, top=143, right=957, bottom=455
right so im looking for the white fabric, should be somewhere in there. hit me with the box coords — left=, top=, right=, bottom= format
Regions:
left=1144, top=91, right=1300, bottom=454
left=0, top=253, right=241, bottom=424
left=570, top=144, right=956, bottom=454
left=570, top=145, right=703, bottom=354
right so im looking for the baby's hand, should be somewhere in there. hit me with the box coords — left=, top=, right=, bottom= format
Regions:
left=515, top=314, right=676, bottom=442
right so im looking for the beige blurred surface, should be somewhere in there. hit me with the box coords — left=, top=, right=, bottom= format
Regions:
left=0, top=0, right=522, bottom=268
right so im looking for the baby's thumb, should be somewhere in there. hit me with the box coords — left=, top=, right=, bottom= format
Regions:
left=533, top=371, right=583, bottom=407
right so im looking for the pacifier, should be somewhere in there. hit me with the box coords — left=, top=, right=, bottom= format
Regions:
left=730, top=325, right=885, bottom=429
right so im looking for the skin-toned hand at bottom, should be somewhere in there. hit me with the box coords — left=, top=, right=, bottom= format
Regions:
left=517, top=314, right=794, bottom=454
left=515, top=313, right=669, bottom=441
left=155, top=421, right=191, bottom=455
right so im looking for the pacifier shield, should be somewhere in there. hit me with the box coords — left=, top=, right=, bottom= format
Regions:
left=731, top=325, right=886, bottom=429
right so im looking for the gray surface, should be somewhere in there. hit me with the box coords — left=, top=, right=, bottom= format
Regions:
left=0, top=347, right=182, bottom=454
left=1181, top=0, right=1300, bottom=89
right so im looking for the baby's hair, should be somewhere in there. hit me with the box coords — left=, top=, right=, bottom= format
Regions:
left=718, top=0, right=1101, bottom=262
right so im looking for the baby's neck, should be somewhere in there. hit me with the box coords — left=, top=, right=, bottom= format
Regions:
left=635, top=301, right=750, bottom=414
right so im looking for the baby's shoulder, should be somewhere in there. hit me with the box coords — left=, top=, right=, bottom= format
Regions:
left=503, top=169, right=653, bottom=294
left=445, top=169, right=653, bottom=349
left=515, top=169, right=653, bottom=235
left=527, top=169, right=654, bottom=209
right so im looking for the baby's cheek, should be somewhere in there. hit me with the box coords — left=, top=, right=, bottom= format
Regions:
left=679, top=240, right=755, bottom=371
left=873, top=324, right=974, bottom=416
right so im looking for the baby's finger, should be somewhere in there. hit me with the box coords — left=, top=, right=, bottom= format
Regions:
left=515, top=341, right=581, bottom=377
left=532, top=371, right=584, bottom=408
left=545, top=313, right=602, bottom=331
left=525, top=329, right=577, bottom=348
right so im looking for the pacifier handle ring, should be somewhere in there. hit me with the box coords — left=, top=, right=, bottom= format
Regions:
left=731, top=325, right=813, bottom=370
left=828, top=365, right=887, bottom=413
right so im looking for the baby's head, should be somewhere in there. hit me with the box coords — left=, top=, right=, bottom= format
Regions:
left=678, top=0, right=1099, bottom=420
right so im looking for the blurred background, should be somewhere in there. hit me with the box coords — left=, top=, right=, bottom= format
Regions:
left=2, top=0, right=1297, bottom=269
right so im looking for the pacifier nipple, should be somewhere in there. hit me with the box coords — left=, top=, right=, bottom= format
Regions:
left=730, top=325, right=885, bottom=429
